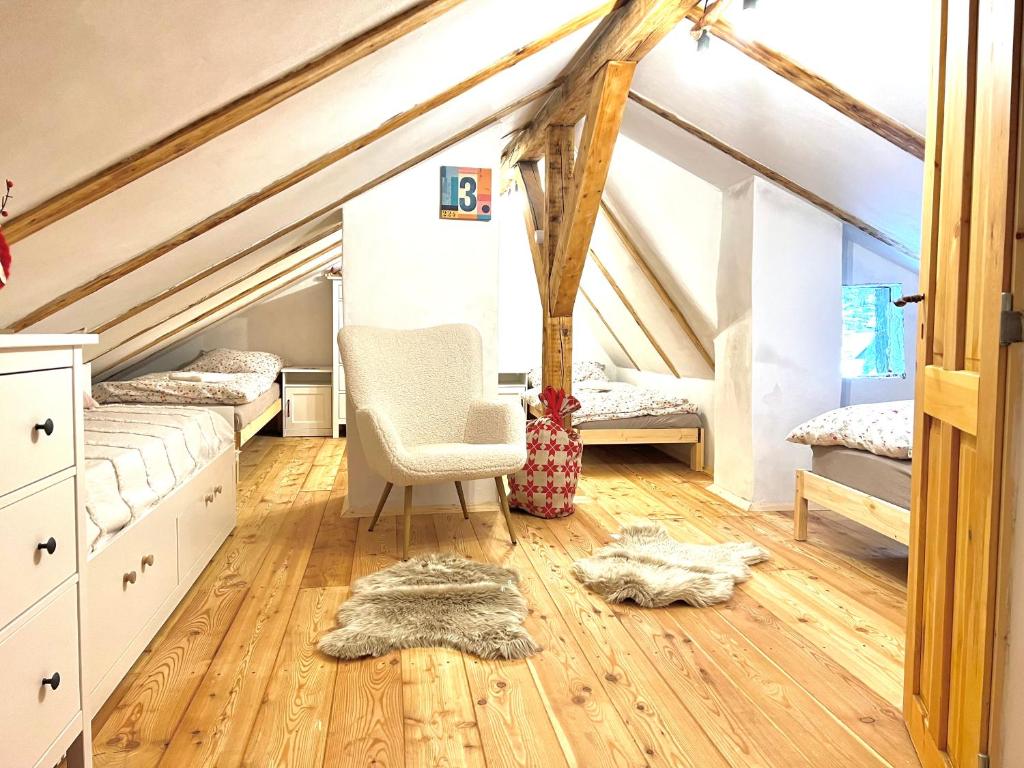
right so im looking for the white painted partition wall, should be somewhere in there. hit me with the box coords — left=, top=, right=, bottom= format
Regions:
left=712, top=177, right=842, bottom=509
left=342, top=131, right=501, bottom=514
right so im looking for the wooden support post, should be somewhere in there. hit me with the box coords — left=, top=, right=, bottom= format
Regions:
left=549, top=60, right=635, bottom=316
left=541, top=125, right=576, bottom=394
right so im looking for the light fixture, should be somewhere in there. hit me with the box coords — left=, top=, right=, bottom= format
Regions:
left=696, top=28, right=710, bottom=51
left=743, top=0, right=758, bottom=8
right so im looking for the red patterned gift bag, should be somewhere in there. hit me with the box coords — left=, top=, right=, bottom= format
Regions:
left=507, top=387, right=583, bottom=518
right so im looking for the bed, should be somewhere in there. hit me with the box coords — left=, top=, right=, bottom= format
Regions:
left=92, top=348, right=284, bottom=448
left=525, top=362, right=705, bottom=472
left=81, top=400, right=238, bottom=711
left=787, top=400, right=912, bottom=545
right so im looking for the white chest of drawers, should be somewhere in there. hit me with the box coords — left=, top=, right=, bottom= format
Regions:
left=0, top=334, right=97, bottom=768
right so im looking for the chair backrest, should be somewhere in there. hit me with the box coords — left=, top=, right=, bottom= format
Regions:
left=339, top=324, right=483, bottom=445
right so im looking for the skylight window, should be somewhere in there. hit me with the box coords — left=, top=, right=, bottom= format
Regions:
left=841, top=284, right=906, bottom=379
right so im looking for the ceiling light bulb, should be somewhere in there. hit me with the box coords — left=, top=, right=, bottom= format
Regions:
left=696, top=29, right=710, bottom=51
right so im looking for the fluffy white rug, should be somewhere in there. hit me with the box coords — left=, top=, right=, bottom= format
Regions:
left=319, top=553, right=540, bottom=660
left=572, top=524, right=770, bottom=607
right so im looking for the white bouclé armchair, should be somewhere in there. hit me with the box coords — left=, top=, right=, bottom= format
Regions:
left=338, top=324, right=527, bottom=559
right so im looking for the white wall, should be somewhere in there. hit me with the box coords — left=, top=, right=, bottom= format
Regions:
left=750, top=181, right=843, bottom=505
left=713, top=179, right=756, bottom=501
left=712, top=178, right=843, bottom=508
left=841, top=225, right=920, bottom=405
left=118, top=275, right=334, bottom=377
left=343, top=131, right=501, bottom=512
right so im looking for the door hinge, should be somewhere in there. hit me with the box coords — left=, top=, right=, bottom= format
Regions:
left=978, top=752, right=990, bottom=768
left=1000, top=292, right=1023, bottom=346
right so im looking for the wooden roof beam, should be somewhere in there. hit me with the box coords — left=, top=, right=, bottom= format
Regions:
left=93, top=86, right=555, bottom=371
left=8, top=5, right=610, bottom=332
left=513, top=161, right=548, bottom=308
left=96, top=244, right=343, bottom=377
left=588, top=248, right=680, bottom=376
left=685, top=9, right=925, bottom=159
left=549, top=60, right=635, bottom=316
left=502, top=0, right=699, bottom=169
left=89, top=230, right=344, bottom=362
left=600, top=198, right=714, bottom=370
left=579, top=286, right=641, bottom=369
left=3, top=0, right=466, bottom=245
left=629, top=90, right=918, bottom=258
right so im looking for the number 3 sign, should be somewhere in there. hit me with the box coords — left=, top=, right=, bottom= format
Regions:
left=440, top=166, right=492, bottom=221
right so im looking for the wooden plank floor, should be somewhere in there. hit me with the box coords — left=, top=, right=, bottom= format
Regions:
left=91, top=436, right=920, bottom=768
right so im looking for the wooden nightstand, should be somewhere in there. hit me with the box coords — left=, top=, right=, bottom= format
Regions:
left=281, top=367, right=333, bottom=437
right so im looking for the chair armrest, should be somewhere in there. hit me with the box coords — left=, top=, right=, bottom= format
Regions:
left=465, top=399, right=526, bottom=446
left=354, top=406, right=406, bottom=477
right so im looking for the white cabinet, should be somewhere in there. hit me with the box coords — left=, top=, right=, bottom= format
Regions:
left=281, top=367, right=333, bottom=437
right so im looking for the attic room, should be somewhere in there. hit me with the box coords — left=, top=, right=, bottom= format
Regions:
left=0, top=1, right=1022, bottom=767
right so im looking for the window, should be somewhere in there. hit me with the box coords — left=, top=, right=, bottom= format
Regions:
left=841, top=284, right=906, bottom=378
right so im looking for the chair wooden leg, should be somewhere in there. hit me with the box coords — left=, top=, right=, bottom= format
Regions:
left=368, top=482, right=393, bottom=532
left=403, top=485, right=413, bottom=560
left=454, top=481, right=470, bottom=520
left=493, top=476, right=517, bottom=545
left=794, top=471, right=809, bottom=541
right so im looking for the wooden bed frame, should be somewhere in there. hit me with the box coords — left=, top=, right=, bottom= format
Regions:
left=236, top=398, right=281, bottom=449
left=528, top=403, right=705, bottom=472
left=793, top=469, right=910, bottom=545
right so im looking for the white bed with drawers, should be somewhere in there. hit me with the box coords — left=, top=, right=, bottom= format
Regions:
left=0, top=335, right=238, bottom=768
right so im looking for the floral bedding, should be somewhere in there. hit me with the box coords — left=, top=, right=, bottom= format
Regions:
left=786, top=400, right=913, bottom=460
left=92, top=348, right=284, bottom=406
left=93, top=370, right=275, bottom=406
left=527, top=360, right=608, bottom=388
left=525, top=381, right=698, bottom=425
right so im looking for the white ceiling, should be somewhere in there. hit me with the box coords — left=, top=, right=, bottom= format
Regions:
left=0, top=0, right=931, bottom=370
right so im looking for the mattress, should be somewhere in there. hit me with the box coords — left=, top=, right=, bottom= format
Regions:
left=811, top=445, right=912, bottom=509
left=579, top=412, right=702, bottom=430
left=84, top=405, right=234, bottom=554
left=233, top=383, right=280, bottom=430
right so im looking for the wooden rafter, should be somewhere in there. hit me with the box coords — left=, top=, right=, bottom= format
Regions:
left=502, top=0, right=698, bottom=169
left=93, top=219, right=343, bottom=335
left=588, top=248, right=680, bottom=377
left=90, top=233, right=344, bottom=362
left=549, top=60, right=635, bottom=316
left=7, top=5, right=612, bottom=332
left=98, top=245, right=343, bottom=376
left=600, top=199, right=714, bottom=370
left=629, top=90, right=918, bottom=258
left=579, top=286, right=640, bottom=369
left=514, top=161, right=547, bottom=306
left=685, top=9, right=925, bottom=159
left=2, top=0, right=465, bottom=246
left=96, top=87, right=555, bottom=371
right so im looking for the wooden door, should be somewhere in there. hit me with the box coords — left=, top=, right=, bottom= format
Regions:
left=904, top=1, right=1022, bottom=766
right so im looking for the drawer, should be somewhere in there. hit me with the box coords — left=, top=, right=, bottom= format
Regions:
left=86, top=506, right=178, bottom=694
left=0, top=583, right=81, bottom=768
left=0, top=367, right=75, bottom=497
left=0, top=477, right=77, bottom=628
left=178, top=450, right=237, bottom=580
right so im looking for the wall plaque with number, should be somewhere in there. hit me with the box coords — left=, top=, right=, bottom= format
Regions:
left=439, top=166, right=492, bottom=221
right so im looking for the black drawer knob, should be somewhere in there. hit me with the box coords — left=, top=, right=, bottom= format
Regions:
left=34, top=418, right=55, bottom=436
left=37, top=537, right=57, bottom=555
left=41, top=672, right=61, bottom=691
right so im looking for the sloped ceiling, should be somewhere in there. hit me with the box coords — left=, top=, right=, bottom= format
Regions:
left=0, top=0, right=929, bottom=377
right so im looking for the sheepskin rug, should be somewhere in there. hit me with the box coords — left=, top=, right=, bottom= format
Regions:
left=572, top=524, right=770, bottom=608
left=318, top=553, right=540, bottom=660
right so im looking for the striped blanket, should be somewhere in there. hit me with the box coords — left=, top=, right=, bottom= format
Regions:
left=84, top=405, right=233, bottom=554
